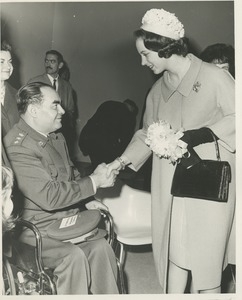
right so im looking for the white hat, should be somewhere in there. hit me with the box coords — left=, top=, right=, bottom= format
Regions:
left=141, top=8, right=185, bottom=40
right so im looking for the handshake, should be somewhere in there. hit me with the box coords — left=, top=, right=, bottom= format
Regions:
left=90, top=159, right=125, bottom=189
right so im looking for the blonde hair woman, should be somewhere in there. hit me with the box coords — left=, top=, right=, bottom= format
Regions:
left=2, top=166, right=15, bottom=233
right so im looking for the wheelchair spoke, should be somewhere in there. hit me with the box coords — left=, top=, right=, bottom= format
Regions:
left=2, top=256, right=17, bottom=295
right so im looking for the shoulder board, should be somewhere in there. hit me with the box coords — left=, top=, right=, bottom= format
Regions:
left=11, top=131, right=28, bottom=146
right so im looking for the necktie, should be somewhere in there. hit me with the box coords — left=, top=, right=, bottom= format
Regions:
left=53, top=79, right=57, bottom=90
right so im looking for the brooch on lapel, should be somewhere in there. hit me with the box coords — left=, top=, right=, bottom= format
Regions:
left=192, top=81, right=201, bottom=93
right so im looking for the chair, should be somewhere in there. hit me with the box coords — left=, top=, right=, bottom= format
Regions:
left=95, top=179, right=152, bottom=294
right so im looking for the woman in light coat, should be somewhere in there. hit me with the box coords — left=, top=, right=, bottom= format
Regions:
left=108, top=8, right=235, bottom=294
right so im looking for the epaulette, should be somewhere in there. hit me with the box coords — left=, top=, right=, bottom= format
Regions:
left=11, top=131, right=28, bottom=146
left=7, top=131, right=46, bottom=153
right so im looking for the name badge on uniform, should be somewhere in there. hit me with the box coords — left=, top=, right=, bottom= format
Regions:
left=59, top=214, right=78, bottom=229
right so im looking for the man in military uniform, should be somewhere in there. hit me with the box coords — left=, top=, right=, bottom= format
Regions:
left=3, top=82, right=119, bottom=294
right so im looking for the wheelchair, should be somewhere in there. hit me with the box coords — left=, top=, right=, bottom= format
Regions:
left=2, top=209, right=114, bottom=295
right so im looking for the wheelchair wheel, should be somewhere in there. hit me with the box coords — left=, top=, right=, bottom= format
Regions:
left=2, top=256, right=17, bottom=295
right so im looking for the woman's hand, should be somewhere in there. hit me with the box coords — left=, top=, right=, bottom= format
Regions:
left=106, top=159, right=123, bottom=177
left=90, top=163, right=119, bottom=188
left=181, top=127, right=217, bottom=147
left=179, top=127, right=218, bottom=168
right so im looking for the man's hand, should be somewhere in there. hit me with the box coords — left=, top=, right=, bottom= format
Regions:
left=85, top=200, right=108, bottom=211
left=91, top=163, right=119, bottom=188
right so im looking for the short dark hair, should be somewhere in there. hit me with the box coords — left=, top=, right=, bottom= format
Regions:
left=134, top=29, right=189, bottom=58
left=17, top=82, right=53, bottom=114
left=1, top=40, right=12, bottom=52
left=200, top=43, right=235, bottom=77
left=45, top=49, right=64, bottom=63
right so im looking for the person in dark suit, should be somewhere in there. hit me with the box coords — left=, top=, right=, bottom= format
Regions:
left=79, top=99, right=138, bottom=169
left=4, top=82, right=119, bottom=295
left=1, top=40, right=20, bottom=166
left=28, top=50, right=76, bottom=157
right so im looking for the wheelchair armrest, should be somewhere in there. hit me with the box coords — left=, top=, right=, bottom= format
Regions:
left=15, top=219, right=45, bottom=275
left=11, top=220, right=57, bottom=295
left=99, top=209, right=115, bottom=247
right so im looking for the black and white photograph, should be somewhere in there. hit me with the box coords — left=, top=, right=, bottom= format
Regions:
left=1, top=0, right=241, bottom=299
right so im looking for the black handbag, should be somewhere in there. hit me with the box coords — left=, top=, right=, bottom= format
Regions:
left=171, top=129, right=231, bottom=202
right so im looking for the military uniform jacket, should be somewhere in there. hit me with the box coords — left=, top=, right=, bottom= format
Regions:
left=4, top=118, right=94, bottom=235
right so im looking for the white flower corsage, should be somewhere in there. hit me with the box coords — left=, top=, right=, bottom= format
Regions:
left=145, top=120, right=188, bottom=164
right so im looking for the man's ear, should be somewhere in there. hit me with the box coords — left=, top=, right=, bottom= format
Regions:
left=58, top=62, right=64, bottom=70
left=27, top=103, right=38, bottom=118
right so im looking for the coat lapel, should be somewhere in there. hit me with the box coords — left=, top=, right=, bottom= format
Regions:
left=161, top=54, right=203, bottom=102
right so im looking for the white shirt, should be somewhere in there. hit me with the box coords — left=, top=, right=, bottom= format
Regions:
left=47, top=74, right=59, bottom=91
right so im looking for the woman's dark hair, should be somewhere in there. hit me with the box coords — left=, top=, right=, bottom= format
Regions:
left=59, top=60, right=70, bottom=81
left=200, top=43, right=235, bottom=77
left=1, top=40, right=12, bottom=52
left=134, top=29, right=189, bottom=58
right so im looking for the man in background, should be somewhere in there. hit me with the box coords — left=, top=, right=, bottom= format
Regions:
left=28, top=50, right=76, bottom=157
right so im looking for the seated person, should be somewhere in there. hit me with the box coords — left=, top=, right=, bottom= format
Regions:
left=200, top=43, right=235, bottom=77
left=3, top=82, right=119, bottom=295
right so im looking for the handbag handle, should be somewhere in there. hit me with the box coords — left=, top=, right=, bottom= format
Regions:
left=206, top=128, right=221, bottom=161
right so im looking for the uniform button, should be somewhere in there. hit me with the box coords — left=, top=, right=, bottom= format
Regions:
left=38, top=141, right=44, bottom=147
